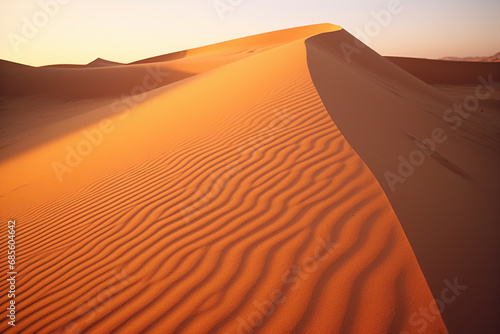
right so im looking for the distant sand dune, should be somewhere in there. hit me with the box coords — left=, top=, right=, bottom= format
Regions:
left=440, top=52, right=500, bottom=63
left=41, top=58, right=125, bottom=68
left=386, top=56, right=500, bottom=84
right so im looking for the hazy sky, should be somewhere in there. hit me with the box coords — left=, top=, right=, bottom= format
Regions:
left=1, top=0, right=499, bottom=66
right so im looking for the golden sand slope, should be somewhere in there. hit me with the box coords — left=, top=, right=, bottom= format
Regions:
left=0, top=25, right=446, bottom=333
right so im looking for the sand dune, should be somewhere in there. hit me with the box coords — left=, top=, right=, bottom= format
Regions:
left=386, top=56, right=500, bottom=84
left=42, top=58, right=124, bottom=69
left=1, top=23, right=496, bottom=333
left=0, top=59, right=192, bottom=98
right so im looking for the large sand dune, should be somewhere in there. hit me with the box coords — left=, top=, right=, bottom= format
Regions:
left=0, top=23, right=497, bottom=333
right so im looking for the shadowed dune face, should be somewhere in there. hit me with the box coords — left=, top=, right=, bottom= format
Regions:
left=306, top=29, right=500, bottom=333
left=0, top=60, right=193, bottom=98
left=0, top=24, right=448, bottom=333
left=85, top=58, right=124, bottom=67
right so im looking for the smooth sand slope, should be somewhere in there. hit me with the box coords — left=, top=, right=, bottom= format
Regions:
left=307, top=30, right=500, bottom=333
left=0, top=24, right=455, bottom=333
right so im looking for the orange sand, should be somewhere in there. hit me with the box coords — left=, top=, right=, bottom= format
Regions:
left=1, top=24, right=486, bottom=333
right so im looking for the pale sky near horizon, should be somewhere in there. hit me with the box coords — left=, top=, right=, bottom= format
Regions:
left=0, top=0, right=499, bottom=66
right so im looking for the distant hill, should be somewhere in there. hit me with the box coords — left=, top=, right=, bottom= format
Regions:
left=440, top=52, right=500, bottom=62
